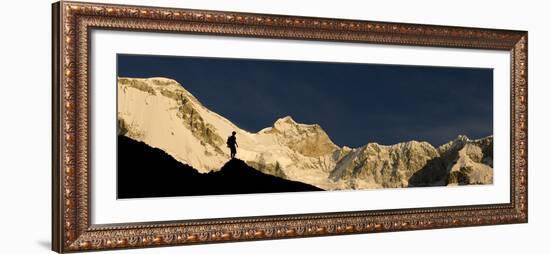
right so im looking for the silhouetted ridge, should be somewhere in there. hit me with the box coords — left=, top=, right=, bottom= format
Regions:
left=117, top=135, right=322, bottom=198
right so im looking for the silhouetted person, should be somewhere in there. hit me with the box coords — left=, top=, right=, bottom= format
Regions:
left=227, top=131, right=238, bottom=159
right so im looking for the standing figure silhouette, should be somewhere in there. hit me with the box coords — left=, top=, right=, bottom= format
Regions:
left=226, top=131, right=238, bottom=159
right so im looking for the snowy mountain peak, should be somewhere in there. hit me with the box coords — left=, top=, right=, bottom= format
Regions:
left=456, top=134, right=470, bottom=142
left=272, top=115, right=322, bottom=131
left=275, top=115, right=296, bottom=124
left=267, top=116, right=339, bottom=157
left=272, top=115, right=327, bottom=133
left=118, top=77, right=203, bottom=107
left=272, top=116, right=298, bottom=131
left=117, top=77, right=493, bottom=191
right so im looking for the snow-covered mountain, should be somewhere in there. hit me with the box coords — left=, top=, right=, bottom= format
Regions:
left=117, top=77, right=493, bottom=190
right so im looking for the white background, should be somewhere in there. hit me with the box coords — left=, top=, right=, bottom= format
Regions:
left=92, top=30, right=510, bottom=224
left=0, top=0, right=548, bottom=253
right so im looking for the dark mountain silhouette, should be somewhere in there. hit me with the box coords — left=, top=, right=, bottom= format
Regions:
left=117, top=135, right=323, bottom=199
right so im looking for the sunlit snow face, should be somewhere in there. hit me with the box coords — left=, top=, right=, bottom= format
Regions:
left=118, top=54, right=493, bottom=147
left=117, top=77, right=493, bottom=191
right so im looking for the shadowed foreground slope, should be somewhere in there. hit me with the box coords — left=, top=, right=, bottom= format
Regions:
left=117, top=135, right=323, bottom=198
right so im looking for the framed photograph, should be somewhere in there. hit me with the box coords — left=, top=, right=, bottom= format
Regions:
left=52, top=1, right=528, bottom=252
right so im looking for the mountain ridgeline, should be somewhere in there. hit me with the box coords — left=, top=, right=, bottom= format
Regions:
left=118, top=135, right=322, bottom=198
left=117, top=77, right=493, bottom=192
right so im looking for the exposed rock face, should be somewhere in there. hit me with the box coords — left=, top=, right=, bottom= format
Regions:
left=442, top=136, right=493, bottom=186
left=408, top=135, right=493, bottom=187
left=265, top=116, right=339, bottom=157
left=118, top=77, right=493, bottom=190
left=330, top=141, right=439, bottom=188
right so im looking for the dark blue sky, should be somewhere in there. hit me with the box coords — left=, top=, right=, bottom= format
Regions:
left=117, top=54, right=493, bottom=147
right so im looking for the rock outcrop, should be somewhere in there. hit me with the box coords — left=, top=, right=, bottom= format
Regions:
left=408, top=135, right=493, bottom=187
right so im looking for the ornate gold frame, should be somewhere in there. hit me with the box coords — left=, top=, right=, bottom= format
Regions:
left=52, top=1, right=528, bottom=252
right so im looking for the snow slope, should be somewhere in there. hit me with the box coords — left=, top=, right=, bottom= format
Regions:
left=118, top=77, right=493, bottom=190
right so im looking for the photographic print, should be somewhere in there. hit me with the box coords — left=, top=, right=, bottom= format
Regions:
left=116, top=54, right=494, bottom=199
